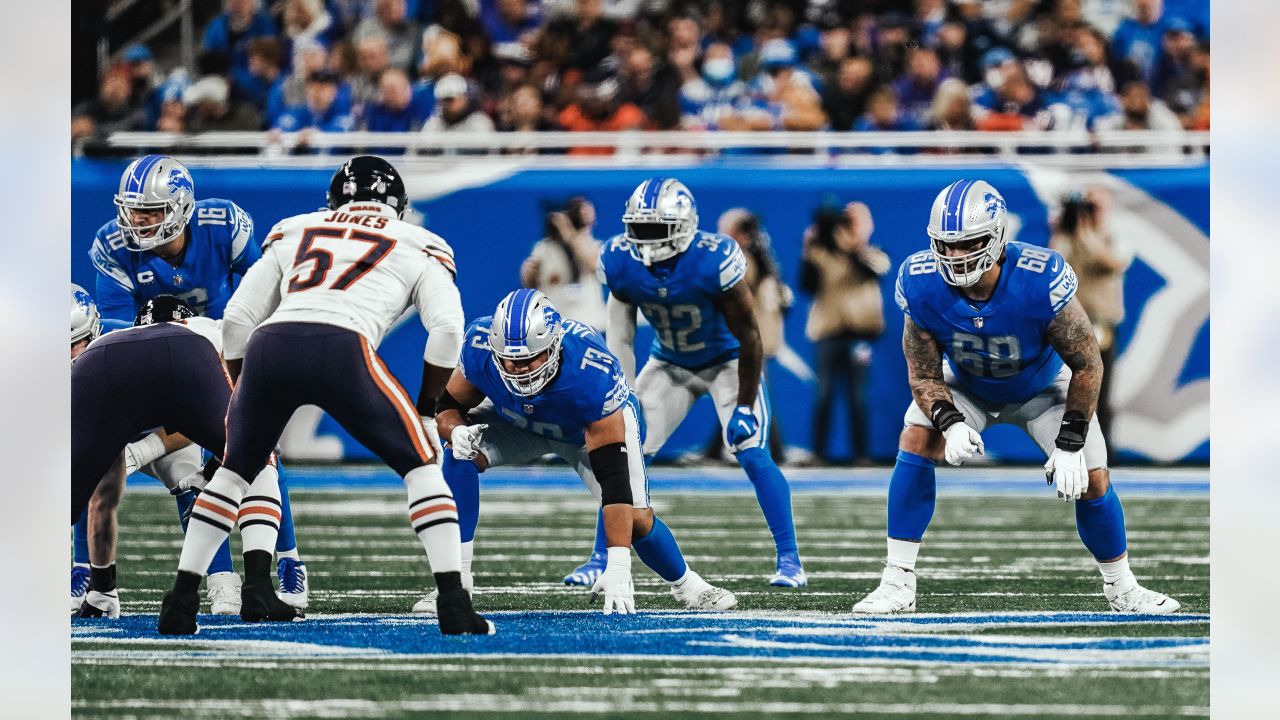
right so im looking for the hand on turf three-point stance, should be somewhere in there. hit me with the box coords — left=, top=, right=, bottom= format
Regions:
left=589, top=547, right=635, bottom=615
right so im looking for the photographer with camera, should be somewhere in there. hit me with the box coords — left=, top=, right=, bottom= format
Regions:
left=1050, top=187, right=1133, bottom=458
left=520, top=196, right=607, bottom=331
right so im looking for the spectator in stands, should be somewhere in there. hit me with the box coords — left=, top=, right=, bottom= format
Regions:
left=822, top=56, right=875, bottom=132
left=1110, top=0, right=1167, bottom=87
left=868, top=12, right=915, bottom=84
left=520, top=198, right=607, bottom=330
left=269, top=38, right=344, bottom=127
left=284, top=0, right=340, bottom=49
left=665, top=15, right=704, bottom=84
left=800, top=202, right=890, bottom=466
left=351, top=35, right=393, bottom=105
left=853, top=87, right=918, bottom=133
left=810, top=20, right=853, bottom=90
left=892, top=46, right=947, bottom=127
left=184, top=75, right=263, bottom=133
left=557, top=77, right=646, bottom=154
left=1050, top=187, right=1131, bottom=461
left=233, top=37, right=285, bottom=120
left=749, top=39, right=827, bottom=131
left=947, top=0, right=1007, bottom=84
left=544, top=0, right=619, bottom=72
left=119, top=44, right=160, bottom=111
left=678, top=42, right=771, bottom=131
left=1094, top=79, right=1181, bottom=132
left=357, top=67, right=434, bottom=132
left=1046, top=26, right=1119, bottom=131
left=1153, top=18, right=1198, bottom=107
left=1163, top=39, right=1208, bottom=129
left=154, top=94, right=188, bottom=133
left=274, top=69, right=355, bottom=133
left=202, top=0, right=277, bottom=75
left=421, top=73, right=496, bottom=137
left=72, top=69, right=145, bottom=144
left=923, top=77, right=977, bottom=131
left=353, top=0, right=421, bottom=71
left=419, top=27, right=467, bottom=81
left=975, top=63, right=1050, bottom=130
left=1081, top=0, right=1132, bottom=37
left=498, top=83, right=555, bottom=137
left=619, top=45, right=681, bottom=130
left=482, top=0, right=541, bottom=44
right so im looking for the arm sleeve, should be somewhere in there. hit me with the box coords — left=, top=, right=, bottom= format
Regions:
left=716, top=240, right=747, bottom=292
left=413, top=259, right=465, bottom=367
left=226, top=202, right=260, bottom=275
left=221, top=246, right=284, bottom=360
left=1048, top=257, right=1079, bottom=317
left=894, top=263, right=912, bottom=319
left=89, top=240, right=137, bottom=323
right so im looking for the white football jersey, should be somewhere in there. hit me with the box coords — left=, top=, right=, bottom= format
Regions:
left=221, top=202, right=462, bottom=361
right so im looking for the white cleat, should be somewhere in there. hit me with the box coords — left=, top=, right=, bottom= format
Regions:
left=851, top=564, right=917, bottom=614
left=207, top=572, right=243, bottom=615
left=672, top=571, right=738, bottom=611
left=276, top=558, right=309, bottom=610
left=74, top=589, right=121, bottom=619
left=1105, top=576, right=1181, bottom=614
left=411, top=573, right=473, bottom=614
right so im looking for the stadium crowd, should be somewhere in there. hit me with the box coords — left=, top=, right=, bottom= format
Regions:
left=72, top=0, right=1209, bottom=148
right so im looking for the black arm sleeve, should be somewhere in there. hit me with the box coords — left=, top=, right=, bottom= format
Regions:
left=588, top=442, right=633, bottom=507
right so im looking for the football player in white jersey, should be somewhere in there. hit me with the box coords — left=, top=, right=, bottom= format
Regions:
left=157, top=156, right=492, bottom=636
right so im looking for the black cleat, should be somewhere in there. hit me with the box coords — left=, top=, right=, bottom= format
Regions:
left=436, top=588, right=494, bottom=636
left=240, top=578, right=303, bottom=623
left=157, top=589, right=199, bottom=635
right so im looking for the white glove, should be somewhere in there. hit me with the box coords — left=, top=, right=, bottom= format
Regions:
left=449, top=423, right=488, bottom=461
left=589, top=547, right=635, bottom=615
left=942, top=422, right=984, bottom=466
left=1045, top=447, right=1089, bottom=501
left=172, top=470, right=208, bottom=494
left=419, top=415, right=444, bottom=463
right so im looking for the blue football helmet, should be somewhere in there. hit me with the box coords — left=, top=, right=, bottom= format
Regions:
left=71, top=283, right=100, bottom=346
left=622, top=177, right=699, bottom=266
left=114, top=154, right=197, bottom=252
left=488, top=289, right=565, bottom=396
left=926, top=179, right=1009, bottom=287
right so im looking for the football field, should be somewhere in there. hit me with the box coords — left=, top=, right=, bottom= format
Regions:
left=72, top=466, right=1209, bottom=719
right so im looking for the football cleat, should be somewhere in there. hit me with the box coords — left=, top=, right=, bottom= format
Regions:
left=157, top=588, right=199, bottom=635
left=1104, top=576, right=1181, bottom=614
left=436, top=587, right=495, bottom=636
left=74, top=589, right=120, bottom=619
left=563, top=551, right=608, bottom=586
left=276, top=557, right=309, bottom=610
left=70, top=564, right=91, bottom=611
left=671, top=571, right=738, bottom=611
left=852, top=564, right=918, bottom=614
left=412, top=572, right=473, bottom=614
left=769, top=553, right=808, bottom=588
left=206, top=572, right=242, bottom=615
left=240, top=576, right=303, bottom=623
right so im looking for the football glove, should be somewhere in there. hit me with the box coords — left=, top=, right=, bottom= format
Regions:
left=449, top=423, right=488, bottom=461
left=1045, top=448, right=1089, bottom=501
left=588, top=547, right=635, bottom=615
left=419, top=415, right=444, bottom=463
left=725, top=405, right=759, bottom=448
left=942, top=422, right=984, bottom=466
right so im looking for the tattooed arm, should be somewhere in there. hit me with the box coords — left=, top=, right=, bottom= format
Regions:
left=1046, top=296, right=1103, bottom=419
left=903, top=316, right=954, bottom=417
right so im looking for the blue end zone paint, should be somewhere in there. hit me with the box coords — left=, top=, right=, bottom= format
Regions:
left=74, top=612, right=1208, bottom=667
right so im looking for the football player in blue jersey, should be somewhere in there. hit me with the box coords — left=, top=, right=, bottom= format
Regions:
left=76, top=155, right=309, bottom=613
left=412, top=289, right=737, bottom=615
left=852, top=179, right=1179, bottom=614
left=590, top=177, right=805, bottom=588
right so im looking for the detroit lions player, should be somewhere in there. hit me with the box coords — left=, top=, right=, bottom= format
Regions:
left=852, top=179, right=1179, bottom=614
left=592, top=177, right=804, bottom=588
left=82, top=155, right=309, bottom=611
left=414, top=289, right=736, bottom=615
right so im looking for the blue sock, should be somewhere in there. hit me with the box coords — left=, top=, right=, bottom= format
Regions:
left=275, top=464, right=299, bottom=554
left=73, top=515, right=90, bottom=564
left=736, top=447, right=798, bottom=557
left=175, top=491, right=235, bottom=574
left=887, top=450, right=936, bottom=542
left=442, top=449, right=480, bottom=543
left=1075, top=484, right=1128, bottom=561
left=632, top=516, right=689, bottom=582
left=591, top=508, right=606, bottom=556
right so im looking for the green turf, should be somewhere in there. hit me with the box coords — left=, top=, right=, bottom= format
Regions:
left=72, top=487, right=1209, bottom=719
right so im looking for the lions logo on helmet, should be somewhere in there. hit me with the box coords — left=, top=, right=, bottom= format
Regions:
left=488, top=289, right=566, bottom=396
left=622, top=177, right=699, bottom=266
left=70, top=283, right=101, bottom=346
left=926, top=179, right=1009, bottom=288
left=114, top=155, right=197, bottom=252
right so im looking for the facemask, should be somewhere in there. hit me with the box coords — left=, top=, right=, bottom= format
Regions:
left=703, top=56, right=735, bottom=85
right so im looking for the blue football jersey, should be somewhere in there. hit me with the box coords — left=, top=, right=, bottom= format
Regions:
left=88, top=198, right=259, bottom=322
left=598, top=229, right=747, bottom=369
left=894, top=240, right=1079, bottom=405
left=461, top=316, right=641, bottom=447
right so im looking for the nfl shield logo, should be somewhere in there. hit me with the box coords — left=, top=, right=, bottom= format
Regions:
left=523, top=404, right=535, bottom=414
left=173, top=275, right=185, bottom=286
left=973, top=317, right=984, bottom=329
left=658, top=287, right=668, bottom=298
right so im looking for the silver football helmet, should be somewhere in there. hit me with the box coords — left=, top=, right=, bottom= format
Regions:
left=488, top=289, right=565, bottom=396
left=71, top=283, right=101, bottom=345
left=114, top=154, right=197, bottom=251
left=621, top=177, right=699, bottom=266
left=926, top=179, right=1009, bottom=287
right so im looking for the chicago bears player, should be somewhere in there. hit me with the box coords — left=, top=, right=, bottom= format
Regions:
left=72, top=293, right=292, bottom=621
left=593, top=177, right=805, bottom=588
left=413, top=289, right=737, bottom=615
left=83, top=154, right=309, bottom=612
left=157, top=155, right=491, bottom=636
left=852, top=179, right=1179, bottom=614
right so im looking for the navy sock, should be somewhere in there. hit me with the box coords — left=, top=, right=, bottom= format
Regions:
left=73, top=514, right=90, bottom=565
left=591, top=507, right=606, bottom=556
left=176, top=492, right=235, bottom=575
left=632, top=516, right=688, bottom=582
left=1075, top=484, right=1128, bottom=561
left=275, top=464, right=299, bottom=554
left=887, top=450, right=936, bottom=542
left=442, top=449, right=480, bottom=543
left=736, top=447, right=798, bottom=556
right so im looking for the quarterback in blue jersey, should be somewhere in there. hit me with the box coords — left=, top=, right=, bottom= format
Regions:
left=414, top=289, right=737, bottom=615
left=596, top=177, right=804, bottom=588
left=852, top=179, right=1179, bottom=614
left=76, top=155, right=308, bottom=613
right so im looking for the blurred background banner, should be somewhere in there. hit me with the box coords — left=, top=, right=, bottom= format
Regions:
left=71, top=158, right=1207, bottom=464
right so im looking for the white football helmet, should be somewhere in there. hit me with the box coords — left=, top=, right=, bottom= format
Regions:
left=926, top=179, right=1009, bottom=287
left=114, top=154, right=197, bottom=251
left=71, top=284, right=101, bottom=345
left=621, top=177, right=699, bottom=266
left=488, top=289, right=565, bottom=396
